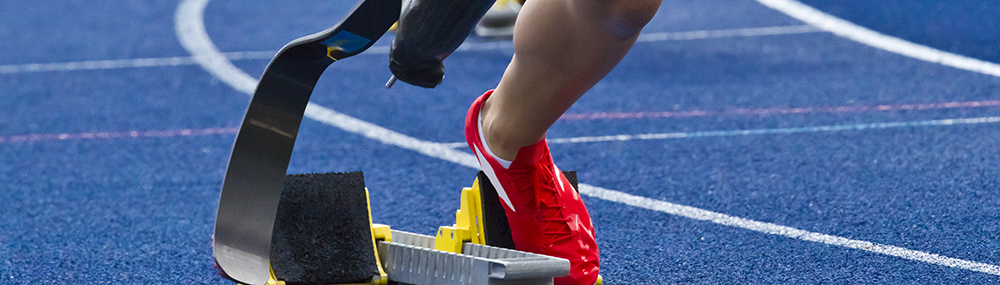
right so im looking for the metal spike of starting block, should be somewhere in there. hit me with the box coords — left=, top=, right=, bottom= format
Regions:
left=369, top=174, right=573, bottom=285
left=378, top=229, right=570, bottom=285
left=367, top=174, right=572, bottom=285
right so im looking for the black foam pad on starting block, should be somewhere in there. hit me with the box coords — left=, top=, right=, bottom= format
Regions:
left=270, top=172, right=377, bottom=284
left=477, top=170, right=579, bottom=250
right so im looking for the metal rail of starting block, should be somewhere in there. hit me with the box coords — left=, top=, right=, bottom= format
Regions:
left=378, top=230, right=570, bottom=285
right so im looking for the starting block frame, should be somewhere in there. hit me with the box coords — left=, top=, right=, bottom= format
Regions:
left=378, top=229, right=570, bottom=285
left=251, top=176, right=572, bottom=285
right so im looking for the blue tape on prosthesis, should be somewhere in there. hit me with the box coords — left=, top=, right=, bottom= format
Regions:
left=322, top=31, right=371, bottom=53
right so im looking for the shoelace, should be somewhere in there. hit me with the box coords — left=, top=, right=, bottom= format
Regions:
left=510, top=162, right=574, bottom=245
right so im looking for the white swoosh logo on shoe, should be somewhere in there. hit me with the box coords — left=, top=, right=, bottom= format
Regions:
left=475, top=147, right=516, bottom=212
left=553, top=163, right=566, bottom=193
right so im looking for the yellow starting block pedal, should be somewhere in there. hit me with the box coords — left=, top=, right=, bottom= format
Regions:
left=430, top=171, right=603, bottom=285
left=436, top=171, right=581, bottom=252
left=433, top=176, right=487, bottom=253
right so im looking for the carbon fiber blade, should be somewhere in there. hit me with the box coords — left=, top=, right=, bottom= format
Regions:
left=212, top=0, right=399, bottom=283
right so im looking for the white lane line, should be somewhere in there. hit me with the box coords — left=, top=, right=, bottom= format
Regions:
left=0, top=127, right=238, bottom=144
left=0, top=56, right=196, bottom=74
left=756, top=0, right=1000, bottom=77
left=175, top=0, right=1000, bottom=277
left=546, top=116, right=1000, bottom=144
left=0, top=52, right=273, bottom=75
left=637, top=24, right=821, bottom=41
left=581, top=184, right=1000, bottom=276
left=561, top=100, right=1000, bottom=121
left=303, top=103, right=478, bottom=167
left=1, top=25, right=820, bottom=75
left=440, top=142, right=469, bottom=149
left=436, top=116, right=1000, bottom=147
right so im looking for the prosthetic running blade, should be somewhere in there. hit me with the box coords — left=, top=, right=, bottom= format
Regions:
left=212, top=0, right=400, bottom=283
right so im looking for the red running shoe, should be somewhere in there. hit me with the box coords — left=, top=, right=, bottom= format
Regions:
left=465, top=90, right=600, bottom=285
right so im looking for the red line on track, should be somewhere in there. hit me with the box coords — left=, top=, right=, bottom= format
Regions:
left=560, top=100, right=1000, bottom=121
left=0, top=127, right=239, bottom=144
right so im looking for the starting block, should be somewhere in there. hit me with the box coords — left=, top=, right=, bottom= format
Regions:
left=219, top=171, right=573, bottom=285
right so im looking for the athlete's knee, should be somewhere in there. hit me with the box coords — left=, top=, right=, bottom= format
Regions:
left=601, top=0, right=661, bottom=38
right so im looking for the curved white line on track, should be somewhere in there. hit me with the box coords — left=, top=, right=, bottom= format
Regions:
left=175, top=0, right=256, bottom=95
left=175, top=0, right=1000, bottom=277
left=756, top=0, right=1000, bottom=78
left=174, top=0, right=476, bottom=167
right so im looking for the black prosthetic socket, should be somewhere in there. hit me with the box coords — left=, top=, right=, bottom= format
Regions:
left=389, top=0, right=496, bottom=88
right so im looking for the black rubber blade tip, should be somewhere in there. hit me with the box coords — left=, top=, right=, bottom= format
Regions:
left=270, top=171, right=378, bottom=284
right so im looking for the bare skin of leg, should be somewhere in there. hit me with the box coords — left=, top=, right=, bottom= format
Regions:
left=480, top=0, right=663, bottom=160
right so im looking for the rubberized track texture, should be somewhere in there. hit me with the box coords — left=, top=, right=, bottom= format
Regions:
left=1, top=0, right=998, bottom=283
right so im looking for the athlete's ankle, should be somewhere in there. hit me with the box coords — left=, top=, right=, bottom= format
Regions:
left=477, top=114, right=514, bottom=169
left=479, top=99, right=519, bottom=162
left=479, top=97, right=544, bottom=162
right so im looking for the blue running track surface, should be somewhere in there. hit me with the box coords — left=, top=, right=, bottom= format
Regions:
left=1, top=0, right=998, bottom=283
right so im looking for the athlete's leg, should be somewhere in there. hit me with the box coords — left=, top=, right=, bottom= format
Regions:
left=465, top=1, right=661, bottom=284
left=480, top=0, right=662, bottom=160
